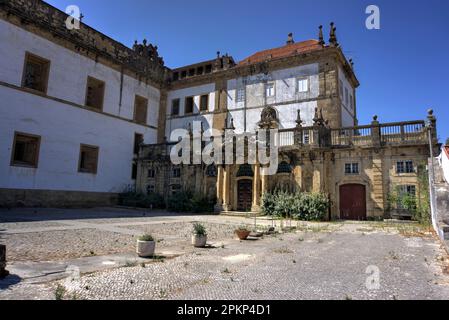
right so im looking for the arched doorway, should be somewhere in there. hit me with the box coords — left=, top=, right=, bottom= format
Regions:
left=339, top=184, right=367, bottom=220
left=237, top=179, right=253, bottom=211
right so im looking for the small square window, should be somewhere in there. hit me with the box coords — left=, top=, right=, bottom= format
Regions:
left=265, top=82, right=275, bottom=97
left=22, top=52, right=50, bottom=93
left=78, top=144, right=99, bottom=174
left=200, top=94, right=209, bottom=112
left=147, top=185, right=155, bottom=195
left=236, top=87, right=246, bottom=103
left=11, top=132, right=41, bottom=168
left=171, top=99, right=180, bottom=116
left=134, top=95, right=148, bottom=125
left=172, top=168, right=181, bottom=178
left=85, top=77, right=105, bottom=110
left=297, top=78, right=309, bottom=93
left=345, top=163, right=359, bottom=175
left=148, top=168, right=156, bottom=179
left=185, top=97, right=194, bottom=114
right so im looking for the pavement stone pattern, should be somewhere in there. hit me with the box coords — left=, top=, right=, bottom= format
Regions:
left=0, top=207, right=448, bottom=300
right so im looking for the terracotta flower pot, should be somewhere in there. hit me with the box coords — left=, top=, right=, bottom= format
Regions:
left=192, top=234, right=207, bottom=248
left=136, top=240, right=155, bottom=257
left=235, top=229, right=251, bottom=240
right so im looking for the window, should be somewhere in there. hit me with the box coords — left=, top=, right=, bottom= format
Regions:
left=303, top=132, right=310, bottom=145
left=134, top=95, right=148, bottom=125
left=345, top=163, right=359, bottom=175
left=236, top=87, right=246, bottom=103
left=134, top=133, right=143, bottom=155
left=147, top=185, right=155, bottom=195
left=171, top=99, right=180, bottom=116
left=297, top=78, right=309, bottom=93
left=265, top=82, right=275, bottom=97
left=350, top=94, right=354, bottom=110
left=397, top=185, right=417, bottom=210
left=200, top=94, right=209, bottom=112
left=85, top=77, right=105, bottom=110
left=148, top=168, right=156, bottom=179
left=11, top=132, right=41, bottom=168
left=131, top=162, right=137, bottom=180
left=22, top=52, right=50, bottom=93
left=345, top=87, right=349, bottom=105
left=339, top=80, right=343, bottom=98
left=170, top=184, right=182, bottom=195
left=185, top=97, right=194, bottom=114
left=172, top=167, right=181, bottom=178
left=397, top=161, right=414, bottom=174
left=78, top=144, right=99, bottom=174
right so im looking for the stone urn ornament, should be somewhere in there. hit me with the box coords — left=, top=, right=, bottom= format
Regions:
left=235, top=226, right=251, bottom=240
left=191, top=223, right=207, bottom=248
left=136, top=234, right=156, bottom=258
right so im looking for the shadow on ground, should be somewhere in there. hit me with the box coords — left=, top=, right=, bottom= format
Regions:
left=0, top=274, right=22, bottom=290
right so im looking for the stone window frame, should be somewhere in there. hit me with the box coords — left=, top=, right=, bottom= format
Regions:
left=396, top=160, right=414, bottom=174
left=10, top=131, right=41, bottom=168
left=148, top=168, right=156, bottom=179
left=296, top=76, right=310, bottom=93
left=85, top=76, right=106, bottom=111
left=184, top=96, right=195, bottom=115
left=344, top=162, right=360, bottom=175
left=396, top=185, right=417, bottom=210
left=171, top=98, right=180, bottom=116
left=78, top=144, right=99, bottom=175
left=199, top=94, right=209, bottom=112
left=21, top=51, right=51, bottom=94
left=147, top=184, right=156, bottom=195
left=265, top=81, right=275, bottom=98
left=133, top=95, right=149, bottom=125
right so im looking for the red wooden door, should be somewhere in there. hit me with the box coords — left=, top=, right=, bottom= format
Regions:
left=339, top=184, right=367, bottom=220
left=237, top=180, right=253, bottom=211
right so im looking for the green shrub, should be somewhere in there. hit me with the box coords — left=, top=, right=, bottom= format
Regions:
left=261, top=191, right=329, bottom=221
left=192, top=223, right=207, bottom=236
left=119, top=192, right=165, bottom=209
left=138, top=234, right=154, bottom=242
left=167, top=191, right=215, bottom=213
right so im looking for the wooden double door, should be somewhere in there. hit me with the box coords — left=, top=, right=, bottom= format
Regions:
left=339, top=184, right=367, bottom=220
left=237, top=179, right=253, bottom=211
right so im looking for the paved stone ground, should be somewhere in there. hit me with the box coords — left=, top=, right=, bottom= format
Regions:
left=0, top=207, right=448, bottom=300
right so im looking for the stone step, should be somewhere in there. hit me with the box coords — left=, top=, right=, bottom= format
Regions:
left=220, top=211, right=262, bottom=218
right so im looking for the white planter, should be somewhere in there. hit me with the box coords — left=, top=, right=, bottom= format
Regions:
left=192, top=234, right=207, bottom=248
left=136, top=240, right=155, bottom=257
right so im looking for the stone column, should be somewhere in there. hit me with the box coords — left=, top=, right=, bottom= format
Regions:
left=371, top=115, right=381, bottom=147
left=222, top=165, right=231, bottom=211
left=252, top=163, right=261, bottom=212
left=261, top=166, right=268, bottom=196
left=214, top=165, right=224, bottom=212
left=372, top=157, right=385, bottom=218
left=0, top=244, right=8, bottom=279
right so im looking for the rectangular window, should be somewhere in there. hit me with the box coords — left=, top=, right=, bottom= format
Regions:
left=350, top=94, right=354, bottom=110
left=185, top=97, right=194, bottom=114
left=345, top=87, right=349, bottom=105
left=345, top=163, right=359, bottom=175
left=134, top=95, right=148, bottom=125
left=148, top=168, right=156, bottom=179
left=339, top=80, right=343, bottom=98
left=134, top=133, right=143, bottom=155
left=85, top=77, right=105, bottom=110
left=297, top=78, right=309, bottom=93
left=236, top=87, right=246, bottom=103
left=11, top=132, right=41, bottom=168
left=170, top=184, right=181, bottom=195
left=265, top=82, right=275, bottom=97
left=78, top=144, right=99, bottom=174
left=131, top=162, right=137, bottom=180
left=303, top=132, right=310, bottom=145
left=397, top=161, right=414, bottom=174
left=173, top=167, right=181, bottom=178
left=200, top=94, right=209, bottom=111
left=147, top=185, right=155, bottom=195
left=171, top=99, right=180, bottom=116
left=397, top=185, right=417, bottom=210
left=22, top=52, right=50, bottom=93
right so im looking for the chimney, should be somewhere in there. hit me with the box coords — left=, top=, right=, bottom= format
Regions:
left=286, top=33, right=295, bottom=45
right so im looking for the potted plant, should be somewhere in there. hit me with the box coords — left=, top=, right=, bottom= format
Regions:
left=235, top=226, right=251, bottom=240
left=192, top=223, right=207, bottom=248
left=136, top=234, right=155, bottom=257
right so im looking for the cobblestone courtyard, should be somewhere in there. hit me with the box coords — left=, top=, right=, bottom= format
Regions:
left=1, top=208, right=449, bottom=300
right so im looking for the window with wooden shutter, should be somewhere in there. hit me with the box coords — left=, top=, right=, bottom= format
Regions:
left=200, top=94, right=209, bottom=111
left=185, top=97, right=194, bottom=114
left=11, top=132, right=41, bottom=168
left=78, top=145, right=99, bottom=174
left=22, top=52, right=50, bottom=93
left=134, top=95, right=148, bottom=125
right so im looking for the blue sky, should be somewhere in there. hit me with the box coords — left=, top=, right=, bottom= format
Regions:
left=47, top=0, right=449, bottom=141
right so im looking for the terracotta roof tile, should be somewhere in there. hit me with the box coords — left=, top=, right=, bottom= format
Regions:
left=238, top=40, right=323, bottom=66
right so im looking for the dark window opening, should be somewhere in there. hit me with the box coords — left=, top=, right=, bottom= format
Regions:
left=171, top=99, right=180, bottom=116
left=11, top=132, right=41, bottom=168
left=79, top=145, right=99, bottom=174
left=200, top=94, right=209, bottom=111
left=172, top=72, right=179, bottom=81
left=85, top=77, right=105, bottom=110
left=134, top=133, right=143, bottom=155
left=205, top=65, right=212, bottom=74
left=134, top=95, right=148, bottom=125
left=131, top=162, right=137, bottom=180
left=185, top=97, right=194, bottom=114
left=22, top=52, right=50, bottom=93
